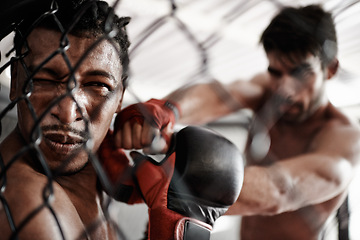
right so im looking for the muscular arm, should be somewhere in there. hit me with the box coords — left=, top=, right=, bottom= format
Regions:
left=166, top=73, right=268, bottom=125
left=113, top=73, right=268, bottom=152
left=227, top=121, right=360, bottom=216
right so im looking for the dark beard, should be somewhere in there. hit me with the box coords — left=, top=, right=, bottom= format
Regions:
left=272, top=94, right=305, bottom=123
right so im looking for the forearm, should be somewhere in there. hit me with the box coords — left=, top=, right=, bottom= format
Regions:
left=226, top=152, right=356, bottom=217
left=165, top=81, right=241, bottom=125
left=226, top=165, right=293, bottom=216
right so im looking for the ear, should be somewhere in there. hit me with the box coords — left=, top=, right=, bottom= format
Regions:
left=326, top=58, right=339, bottom=79
left=9, top=61, right=18, bottom=101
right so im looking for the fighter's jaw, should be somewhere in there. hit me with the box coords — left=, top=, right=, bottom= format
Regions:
left=42, top=136, right=84, bottom=156
left=34, top=139, right=90, bottom=175
left=274, top=102, right=308, bottom=123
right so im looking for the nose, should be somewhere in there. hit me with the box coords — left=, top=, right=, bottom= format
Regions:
left=277, top=75, right=297, bottom=97
left=51, top=94, right=83, bottom=124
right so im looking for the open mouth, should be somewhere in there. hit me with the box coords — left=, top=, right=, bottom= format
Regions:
left=43, top=131, right=86, bottom=155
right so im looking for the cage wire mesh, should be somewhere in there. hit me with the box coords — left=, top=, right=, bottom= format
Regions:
left=0, top=0, right=359, bottom=239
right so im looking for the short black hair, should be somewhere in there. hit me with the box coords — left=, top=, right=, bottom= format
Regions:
left=13, top=0, right=130, bottom=79
left=260, top=5, right=337, bottom=67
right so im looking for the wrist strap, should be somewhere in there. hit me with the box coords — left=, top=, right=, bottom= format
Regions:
left=175, top=218, right=211, bottom=240
left=148, top=208, right=212, bottom=240
left=164, top=100, right=180, bottom=121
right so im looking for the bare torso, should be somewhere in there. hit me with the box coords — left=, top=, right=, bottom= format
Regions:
left=241, top=103, right=351, bottom=240
left=0, top=129, right=116, bottom=240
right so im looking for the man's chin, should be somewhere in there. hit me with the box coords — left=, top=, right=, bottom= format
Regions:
left=38, top=145, right=90, bottom=176
left=54, top=160, right=90, bottom=176
left=277, top=110, right=304, bottom=123
left=276, top=104, right=306, bottom=122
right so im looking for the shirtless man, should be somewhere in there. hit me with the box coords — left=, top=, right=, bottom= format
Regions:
left=114, top=5, right=360, bottom=240
left=0, top=1, right=244, bottom=239
left=0, top=1, right=130, bottom=239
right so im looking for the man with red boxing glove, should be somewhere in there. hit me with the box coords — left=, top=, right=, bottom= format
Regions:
left=110, top=5, right=360, bottom=240
left=0, top=1, right=134, bottom=239
left=0, top=1, right=244, bottom=239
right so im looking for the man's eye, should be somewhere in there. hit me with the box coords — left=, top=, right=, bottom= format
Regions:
left=32, top=78, right=58, bottom=88
left=84, top=82, right=112, bottom=91
left=291, top=67, right=312, bottom=80
left=33, top=78, right=52, bottom=83
left=268, top=68, right=282, bottom=78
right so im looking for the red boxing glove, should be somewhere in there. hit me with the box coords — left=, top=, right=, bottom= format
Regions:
left=99, top=132, right=143, bottom=204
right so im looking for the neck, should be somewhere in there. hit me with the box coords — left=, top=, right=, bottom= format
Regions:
left=55, top=162, right=99, bottom=195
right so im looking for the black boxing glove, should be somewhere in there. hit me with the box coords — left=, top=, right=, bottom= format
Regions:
left=130, top=126, right=244, bottom=240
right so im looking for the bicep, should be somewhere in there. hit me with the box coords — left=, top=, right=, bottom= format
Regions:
left=274, top=153, right=353, bottom=210
left=276, top=125, right=360, bottom=210
left=230, top=123, right=360, bottom=216
left=230, top=154, right=352, bottom=216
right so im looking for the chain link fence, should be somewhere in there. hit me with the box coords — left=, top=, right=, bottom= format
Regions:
left=0, top=0, right=359, bottom=239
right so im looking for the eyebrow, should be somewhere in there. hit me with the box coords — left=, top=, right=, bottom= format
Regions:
left=28, top=65, right=117, bottom=84
left=28, top=65, right=69, bottom=80
left=267, top=62, right=313, bottom=76
left=85, top=70, right=117, bottom=85
left=267, top=67, right=282, bottom=76
left=290, top=63, right=313, bottom=75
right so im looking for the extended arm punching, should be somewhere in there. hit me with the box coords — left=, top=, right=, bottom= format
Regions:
left=114, top=75, right=267, bottom=153
left=165, top=75, right=268, bottom=125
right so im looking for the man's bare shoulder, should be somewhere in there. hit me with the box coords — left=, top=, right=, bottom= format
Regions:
left=311, top=104, right=360, bottom=165
left=0, top=149, right=84, bottom=239
left=322, top=104, right=360, bottom=135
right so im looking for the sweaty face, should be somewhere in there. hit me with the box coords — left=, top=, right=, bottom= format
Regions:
left=11, top=28, right=124, bottom=174
left=266, top=51, right=327, bottom=123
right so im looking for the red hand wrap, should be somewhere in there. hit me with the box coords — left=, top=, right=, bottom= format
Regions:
left=99, top=132, right=143, bottom=204
left=115, top=98, right=180, bottom=130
